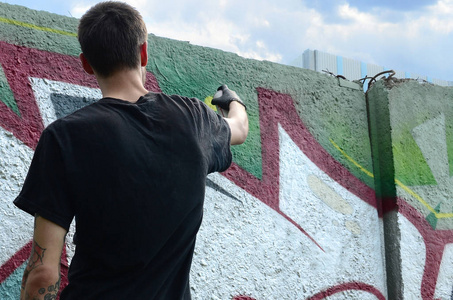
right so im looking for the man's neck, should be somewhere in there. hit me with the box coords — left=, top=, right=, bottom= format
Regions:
left=96, top=67, right=149, bottom=103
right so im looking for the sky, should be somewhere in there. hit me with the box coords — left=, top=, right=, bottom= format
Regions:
left=3, top=0, right=453, bottom=81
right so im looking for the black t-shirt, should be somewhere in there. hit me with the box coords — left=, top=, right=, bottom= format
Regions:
left=14, top=92, right=232, bottom=299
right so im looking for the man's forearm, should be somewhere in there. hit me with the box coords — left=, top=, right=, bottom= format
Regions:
left=21, top=215, right=66, bottom=300
left=225, top=101, right=248, bottom=145
left=21, top=265, right=61, bottom=300
left=20, top=238, right=61, bottom=300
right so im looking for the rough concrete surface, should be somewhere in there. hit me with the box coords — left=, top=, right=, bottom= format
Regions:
left=368, top=78, right=453, bottom=299
left=0, top=2, right=452, bottom=299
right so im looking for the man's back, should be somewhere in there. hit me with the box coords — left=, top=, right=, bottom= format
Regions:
left=16, top=92, right=232, bottom=299
left=15, top=3, right=247, bottom=299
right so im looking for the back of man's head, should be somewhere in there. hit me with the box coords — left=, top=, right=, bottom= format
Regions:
left=78, top=1, right=148, bottom=78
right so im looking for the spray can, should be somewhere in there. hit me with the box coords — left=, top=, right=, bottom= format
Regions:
left=214, top=89, right=223, bottom=99
left=213, top=89, right=227, bottom=117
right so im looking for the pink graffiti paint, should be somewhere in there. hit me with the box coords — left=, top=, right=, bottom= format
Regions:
left=223, top=88, right=377, bottom=250
left=223, top=88, right=453, bottom=298
left=307, top=281, right=386, bottom=299
left=0, top=241, right=31, bottom=284
left=0, top=41, right=160, bottom=150
left=397, top=199, right=453, bottom=299
left=1, top=41, right=452, bottom=299
left=232, top=296, right=257, bottom=300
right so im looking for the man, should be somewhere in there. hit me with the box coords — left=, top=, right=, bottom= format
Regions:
left=14, top=2, right=248, bottom=299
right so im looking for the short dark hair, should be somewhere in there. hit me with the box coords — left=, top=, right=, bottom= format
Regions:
left=78, top=1, right=148, bottom=77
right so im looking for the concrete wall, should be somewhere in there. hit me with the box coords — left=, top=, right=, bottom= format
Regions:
left=0, top=3, right=451, bottom=299
left=367, top=78, right=453, bottom=300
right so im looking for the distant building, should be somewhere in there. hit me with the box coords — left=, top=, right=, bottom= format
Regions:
left=291, top=49, right=453, bottom=88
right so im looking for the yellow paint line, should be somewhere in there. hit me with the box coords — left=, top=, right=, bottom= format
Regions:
left=0, top=16, right=77, bottom=37
left=330, top=138, right=374, bottom=178
left=395, top=179, right=453, bottom=218
left=330, top=138, right=453, bottom=219
left=204, top=96, right=217, bottom=111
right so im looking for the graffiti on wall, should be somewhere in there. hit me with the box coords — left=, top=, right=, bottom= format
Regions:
left=0, top=40, right=386, bottom=299
left=389, top=88, right=453, bottom=299
left=0, top=8, right=452, bottom=298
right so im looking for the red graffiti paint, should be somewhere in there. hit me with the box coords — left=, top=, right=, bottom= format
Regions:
left=398, top=199, right=453, bottom=299
left=1, top=41, right=453, bottom=299
left=223, top=88, right=453, bottom=298
left=0, top=241, right=31, bottom=284
left=223, top=88, right=376, bottom=250
left=232, top=296, right=257, bottom=300
left=0, top=41, right=160, bottom=149
left=307, top=282, right=386, bottom=299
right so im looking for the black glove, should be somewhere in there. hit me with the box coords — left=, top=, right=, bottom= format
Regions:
left=211, top=84, right=246, bottom=111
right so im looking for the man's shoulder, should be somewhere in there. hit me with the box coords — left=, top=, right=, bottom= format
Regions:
left=45, top=101, right=104, bottom=132
left=143, top=92, right=212, bottom=117
left=149, top=92, right=194, bottom=104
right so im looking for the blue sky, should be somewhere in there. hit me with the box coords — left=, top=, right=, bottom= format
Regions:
left=4, top=0, right=453, bottom=81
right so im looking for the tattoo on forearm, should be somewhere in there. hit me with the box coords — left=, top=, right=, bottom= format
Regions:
left=22, top=240, right=61, bottom=299
left=21, top=240, right=46, bottom=290
left=36, top=276, right=60, bottom=300
left=22, top=214, right=64, bottom=299
left=25, top=276, right=60, bottom=299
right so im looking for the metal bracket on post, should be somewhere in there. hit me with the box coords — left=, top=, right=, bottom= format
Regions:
left=367, top=70, right=396, bottom=90
left=337, top=77, right=362, bottom=91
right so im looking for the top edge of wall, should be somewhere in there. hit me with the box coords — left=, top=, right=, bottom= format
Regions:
left=0, top=1, right=306, bottom=72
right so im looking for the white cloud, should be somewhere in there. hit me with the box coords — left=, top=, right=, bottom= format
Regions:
left=433, top=0, right=453, bottom=15
left=138, top=0, right=285, bottom=62
left=276, top=0, right=453, bottom=79
left=68, top=0, right=453, bottom=80
left=338, top=4, right=372, bottom=23
left=425, top=0, right=453, bottom=34
left=70, top=2, right=94, bottom=18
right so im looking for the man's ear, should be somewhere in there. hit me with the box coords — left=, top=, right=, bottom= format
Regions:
left=79, top=53, right=95, bottom=75
left=140, top=42, right=148, bottom=67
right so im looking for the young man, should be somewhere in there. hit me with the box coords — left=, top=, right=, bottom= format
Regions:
left=14, top=2, right=248, bottom=299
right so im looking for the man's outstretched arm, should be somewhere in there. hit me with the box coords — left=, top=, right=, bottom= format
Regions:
left=211, top=85, right=249, bottom=145
left=21, top=214, right=66, bottom=300
left=224, top=101, right=248, bottom=145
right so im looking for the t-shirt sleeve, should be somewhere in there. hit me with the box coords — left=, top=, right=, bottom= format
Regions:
left=14, top=125, right=74, bottom=231
left=199, top=101, right=232, bottom=174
